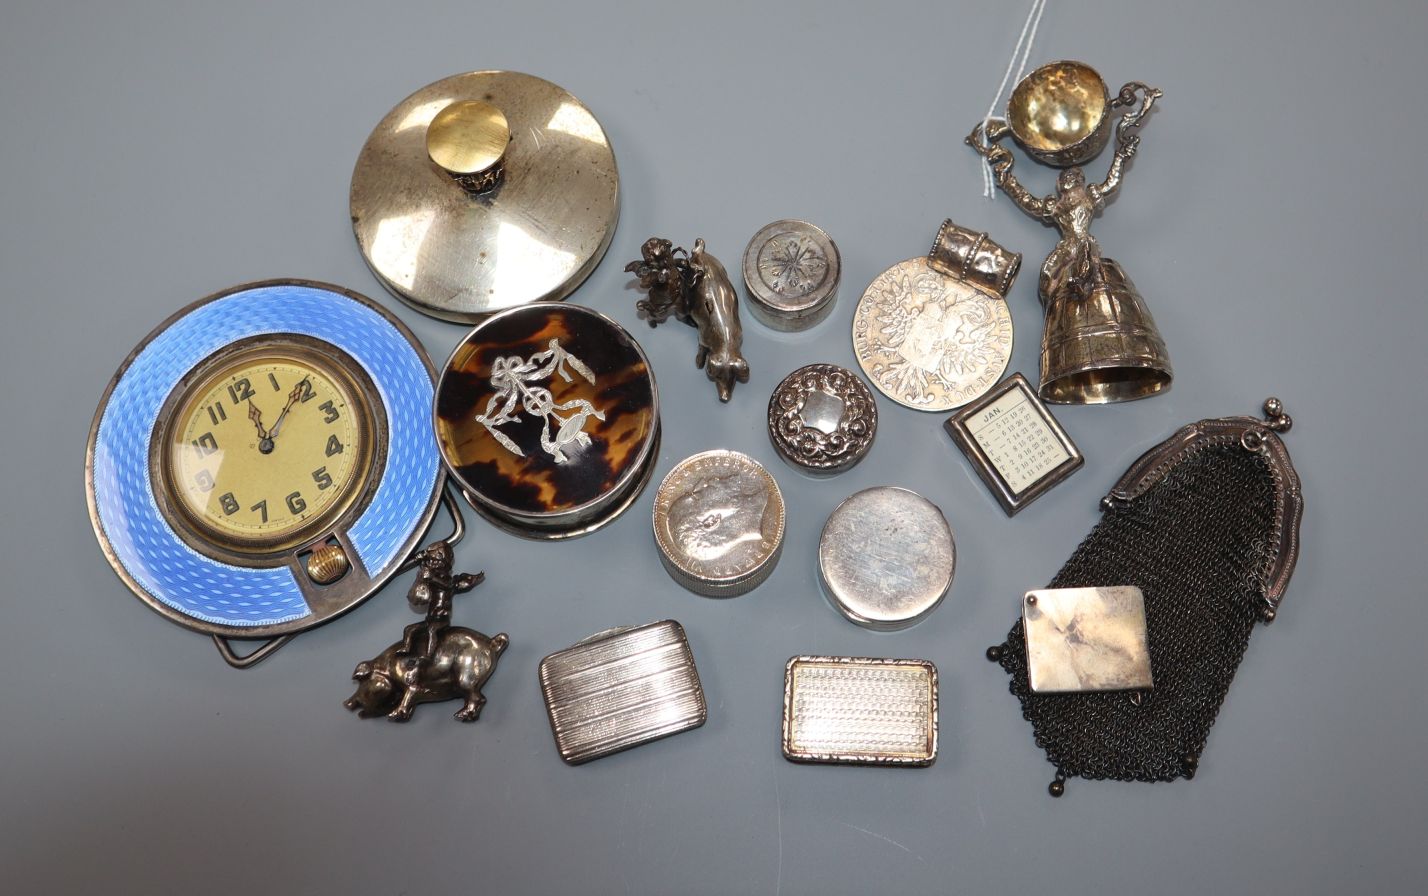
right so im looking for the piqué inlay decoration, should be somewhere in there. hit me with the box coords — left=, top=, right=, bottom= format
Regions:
left=475, top=339, right=605, bottom=464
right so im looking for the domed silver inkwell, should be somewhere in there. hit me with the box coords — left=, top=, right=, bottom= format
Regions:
left=351, top=71, right=620, bottom=323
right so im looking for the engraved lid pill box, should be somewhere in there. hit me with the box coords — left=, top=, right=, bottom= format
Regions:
left=818, top=487, right=955, bottom=630
left=767, top=364, right=878, bottom=474
left=783, top=656, right=939, bottom=767
left=741, top=219, right=841, bottom=330
left=653, top=450, right=785, bottom=597
left=538, top=620, right=707, bottom=764
left=435, top=303, right=659, bottom=538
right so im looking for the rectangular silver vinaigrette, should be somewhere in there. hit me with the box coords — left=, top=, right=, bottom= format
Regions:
left=538, top=620, right=706, bottom=764
left=782, top=656, right=938, bottom=767
left=1023, top=586, right=1154, bottom=693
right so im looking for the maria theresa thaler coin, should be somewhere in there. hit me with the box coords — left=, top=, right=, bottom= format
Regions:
left=852, top=256, right=1013, bottom=411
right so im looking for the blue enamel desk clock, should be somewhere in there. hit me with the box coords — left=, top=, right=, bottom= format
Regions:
left=86, top=280, right=456, bottom=668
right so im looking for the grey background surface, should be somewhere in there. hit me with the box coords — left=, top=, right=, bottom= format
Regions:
left=3, top=1, right=1425, bottom=893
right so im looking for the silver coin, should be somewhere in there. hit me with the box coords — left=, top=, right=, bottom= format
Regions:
left=741, top=220, right=840, bottom=331
left=852, top=257, right=1013, bottom=411
left=818, top=487, right=955, bottom=630
left=653, top=450, right=785, bottom=597
left=767, top=364, right=877, bottom=474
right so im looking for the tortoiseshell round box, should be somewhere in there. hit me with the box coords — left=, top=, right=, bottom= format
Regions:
left=434, top=303, right=660, bottom=538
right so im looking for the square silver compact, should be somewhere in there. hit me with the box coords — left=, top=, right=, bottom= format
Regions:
left=1022, top=586, right=1154, bottom=694
left=944, top=373, right=1082, bottom=516
left=782, top=656, right=938, bottom=767
left=538, top=620, right=706, bottom=764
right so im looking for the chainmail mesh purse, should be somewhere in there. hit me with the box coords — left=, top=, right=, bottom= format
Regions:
left=987, top=399, right=1302, bottom=796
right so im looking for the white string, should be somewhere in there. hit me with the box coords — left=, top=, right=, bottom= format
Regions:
left=979, top=0, right=1048, bottom=199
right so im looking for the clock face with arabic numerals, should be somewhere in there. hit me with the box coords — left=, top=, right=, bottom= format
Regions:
left=88, top=280, right=444, bottom=645
left=160, top=339, right=375, bottom=552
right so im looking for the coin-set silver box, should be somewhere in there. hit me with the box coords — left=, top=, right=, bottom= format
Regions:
left=653, top=450, right=785, bottom=596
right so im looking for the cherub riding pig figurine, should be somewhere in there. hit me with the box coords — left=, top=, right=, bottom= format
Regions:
left=344, top=541, right=508, bottom=723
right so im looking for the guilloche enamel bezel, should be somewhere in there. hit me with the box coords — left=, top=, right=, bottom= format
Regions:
left=86, top=280, right=443, bottom=642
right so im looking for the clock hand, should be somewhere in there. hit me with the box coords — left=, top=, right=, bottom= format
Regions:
left=267, top=378, right=309, bottom=440
left=248, top=399, right=276, bottom=455
left=247, top=400, right=268, bottom=439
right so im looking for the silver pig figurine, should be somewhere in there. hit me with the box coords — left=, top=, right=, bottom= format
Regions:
left=344, top=541, right=508, bottom=722
left=627, top=237, right=750, bottom=402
